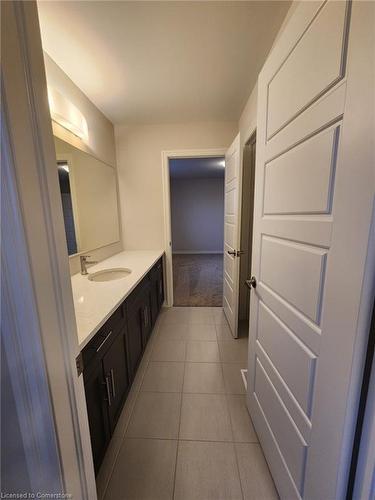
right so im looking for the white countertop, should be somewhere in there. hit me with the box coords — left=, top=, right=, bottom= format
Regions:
left=71, top=250, right=164, bottom=349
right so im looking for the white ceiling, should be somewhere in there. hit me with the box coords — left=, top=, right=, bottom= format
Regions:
left=169, top=157, right=225, bottom=179
left=37, top=1, right=291, bottom=125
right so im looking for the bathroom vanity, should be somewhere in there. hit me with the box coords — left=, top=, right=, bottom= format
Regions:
left=54, top=133, right=166, bottom=474
left=71, top=251, right=164, bottom=474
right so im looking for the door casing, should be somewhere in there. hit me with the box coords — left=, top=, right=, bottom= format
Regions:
left=2, top=2, right=97, bottom=497
left=161, top=148, right=226, bottom=307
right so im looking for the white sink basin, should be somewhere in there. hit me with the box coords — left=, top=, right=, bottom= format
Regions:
left=88, top=268, right=132, bottom=282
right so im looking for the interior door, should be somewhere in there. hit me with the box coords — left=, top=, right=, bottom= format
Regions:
left=223, top=133, right=241, bottom=337
left=247, top=1, right=375, bottom=499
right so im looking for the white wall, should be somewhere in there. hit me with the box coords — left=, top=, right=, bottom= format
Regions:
left=171, top=177, right=224, bottom=253
left=43, top=53, right=123, bottom=274
left=44, top=53, right=116, bottom=166
left=239, top=82, right=258, bottom=148
left=116, top=121, right=237, bottom=250
left=238, top=1, right=297, bottom=147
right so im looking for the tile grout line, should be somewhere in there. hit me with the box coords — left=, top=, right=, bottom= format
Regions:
left=215, top=315, right=246, bottom=500
left=220, top=358, right=246, bottom=500
left=139, top=390, right=246, bottom=395
left=172, top=344, right=187, bottom=499
left=173, top=307, right=217, bottom=498
left=122, top=435, right=257, bottom=444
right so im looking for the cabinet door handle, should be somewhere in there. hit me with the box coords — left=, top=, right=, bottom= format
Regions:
left=104, top=375, right=112, bottom=406
left=159, top=280, right=163, bottom=295
left=110, top=368, right=116, bottom=398
left=96, top=330, right=112, bottom=352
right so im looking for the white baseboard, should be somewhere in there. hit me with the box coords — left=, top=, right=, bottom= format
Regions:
left=172, top=251, right=224, bottom=255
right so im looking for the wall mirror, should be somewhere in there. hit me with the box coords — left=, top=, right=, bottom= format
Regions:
left=54, top=136, right=121, bottom=256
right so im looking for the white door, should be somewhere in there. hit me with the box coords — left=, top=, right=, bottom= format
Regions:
left=223, top=133, right=241, bottom=337
left=247, top=1, right=375, bottom=499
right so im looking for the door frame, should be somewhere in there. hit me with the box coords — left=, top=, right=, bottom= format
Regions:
left=238, top=129, right=256, bottom=328
left=2, top=2, right=96, bottom=497
left=161, top=148, right=226, bottom=306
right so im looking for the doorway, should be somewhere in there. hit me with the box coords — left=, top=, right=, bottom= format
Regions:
left=238, top=132, right=256, bottom=337
left=162, top=148, right=227, bottom=307
left=168, top=157, right=225, bottom=307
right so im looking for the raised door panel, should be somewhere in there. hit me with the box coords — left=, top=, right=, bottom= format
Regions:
left=257, top=301, right=317, bottom=415
left=225, top=148, right=237, bottom=183
left=260, top=236, right=327, bottom=324
left=267, top=1, right=348, bottom=138
left=225, top=188, right=236, bottom=218
left=224, top=250, right=234, bottom=281
left=254, top=359, right=308, bottom=492
left=264, top=126, right=339, bottom=215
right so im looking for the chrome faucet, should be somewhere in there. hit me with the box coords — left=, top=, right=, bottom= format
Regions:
left=80, top=255, right=98, bottom=275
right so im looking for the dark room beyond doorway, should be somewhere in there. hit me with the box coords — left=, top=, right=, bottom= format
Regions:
left=169, top=157, right=225, bottom=307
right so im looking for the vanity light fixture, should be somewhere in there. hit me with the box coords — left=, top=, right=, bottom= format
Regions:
left=48, top=86, right=88, bottom=140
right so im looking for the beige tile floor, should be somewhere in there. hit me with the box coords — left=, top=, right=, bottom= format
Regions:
left=97, top=307, right=278, bottom=500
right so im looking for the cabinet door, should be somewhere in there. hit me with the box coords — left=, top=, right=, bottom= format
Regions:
left=102, top=331, right=129, bottom=432
left=141, top=286, right=152, bottom=346
left=84, top=362, right=110, bottom=475
left=157, top=267, right=164, bottom=311
left=150, top=259, right=164, bottom=325
left=126, top=300, right=144, bottom=380
left=150, top=278, right=159, bottom=328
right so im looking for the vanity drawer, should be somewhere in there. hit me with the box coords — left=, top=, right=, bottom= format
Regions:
left=82, top=305, right=125, bottom=371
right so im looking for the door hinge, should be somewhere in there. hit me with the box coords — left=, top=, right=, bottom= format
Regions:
left=76, top=352, right=84, bottom=377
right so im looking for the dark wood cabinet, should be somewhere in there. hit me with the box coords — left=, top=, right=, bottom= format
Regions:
left=82, top=256, right=164, bottom=475
left=125, top=294, right=146, bottom=379
left=150, top=258, right=164, bottom=327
